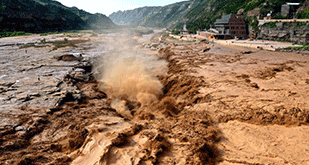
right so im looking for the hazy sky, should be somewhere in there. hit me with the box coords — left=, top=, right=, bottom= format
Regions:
left=57, top=0, right=188, bottom=16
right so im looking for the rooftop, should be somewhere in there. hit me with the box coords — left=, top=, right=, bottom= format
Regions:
left=286, top=3, right=300, bottom=5
left=214, top=14, right=232, bottom=24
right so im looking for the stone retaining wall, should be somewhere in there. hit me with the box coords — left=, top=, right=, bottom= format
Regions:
left=258, top=22, right=309, bottom=44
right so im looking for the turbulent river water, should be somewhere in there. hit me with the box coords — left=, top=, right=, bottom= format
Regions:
left=1, top=30, right=309, bottom=164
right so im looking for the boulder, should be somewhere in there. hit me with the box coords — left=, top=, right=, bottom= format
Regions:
left=237, top=9, right=244, bottom=15
left=54, top=53, right=83, bottom=62
left=15, top=126, right=27, bottom=132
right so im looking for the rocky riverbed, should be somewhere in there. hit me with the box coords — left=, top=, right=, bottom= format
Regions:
left=0, top=31, right=309, bottom=165
left=0, top=33, right=106, bottom=126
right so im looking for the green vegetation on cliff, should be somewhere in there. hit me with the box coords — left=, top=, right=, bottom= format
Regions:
left=0, top=30, right=32, bottom=38
left=34, top=0, right=115, bottom=29
left=110, top=0, right=308, bottom=31
left=0, top=0, right=115, bottom=33
left=140, top=1, right=197, bottom=28
left=297, top=8, right=309, bottom=18
left=0, top=0, right=85, bottom=32
left=183, top=0, right=307, bottom=31
left=109, top=6, right=161, bottom=26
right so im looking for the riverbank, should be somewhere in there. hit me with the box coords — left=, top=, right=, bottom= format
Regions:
left=171, top=33, right=309, bottom=54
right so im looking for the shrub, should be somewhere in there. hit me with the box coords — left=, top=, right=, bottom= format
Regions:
left=0, top=30, right=32, bottom=38
left=171, top=29, right=180, bottom=35
left=297, top=8, right=309, bottom=19
left=262, top=21, right=277, bottom=28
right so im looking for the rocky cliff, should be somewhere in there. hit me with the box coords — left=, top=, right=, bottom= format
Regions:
left=258, top=22, right=309, bottom=44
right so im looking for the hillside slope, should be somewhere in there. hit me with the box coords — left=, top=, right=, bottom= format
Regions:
left=109, top=0, right=308, bottom=31
left=33, top=0, right=115, bottom=29
left=182, top=0, right=307, bottom=31
left=109, top=6, right=161, bottom=26
left=140, top=0, right=200, bottom=29
left=108, top=1, right=198, bottom=28
left=0, top=0, right=84, bottom=32
left=0, top=0, right=115, bottom=33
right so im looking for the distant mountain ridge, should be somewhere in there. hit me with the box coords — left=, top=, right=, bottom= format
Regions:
left=0, top=0, right=115, bottom=33
left=109, top=6, right=161, bottom=26
left=108, top=1, right=196, bottom=28
left=140, top=0, right=201, bottom=28
left=33, top=0, right=115, bottom=29
left=108, top=0, right=308, bottom=31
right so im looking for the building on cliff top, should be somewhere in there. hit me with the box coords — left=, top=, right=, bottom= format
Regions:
left=281, top=3, right=300, bottom=18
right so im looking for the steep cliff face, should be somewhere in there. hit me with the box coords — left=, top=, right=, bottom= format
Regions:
left=109, top=6, right=161, bottom=26
left=0, top=0, right=115, bottom=33
left=258, top=22, right=309, bottom=44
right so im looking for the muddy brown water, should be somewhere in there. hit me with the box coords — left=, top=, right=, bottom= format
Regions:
left=1, top=32, right=309, bottom=165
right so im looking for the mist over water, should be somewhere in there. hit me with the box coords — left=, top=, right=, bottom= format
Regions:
left=94, top=30, right=167, bottom=116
